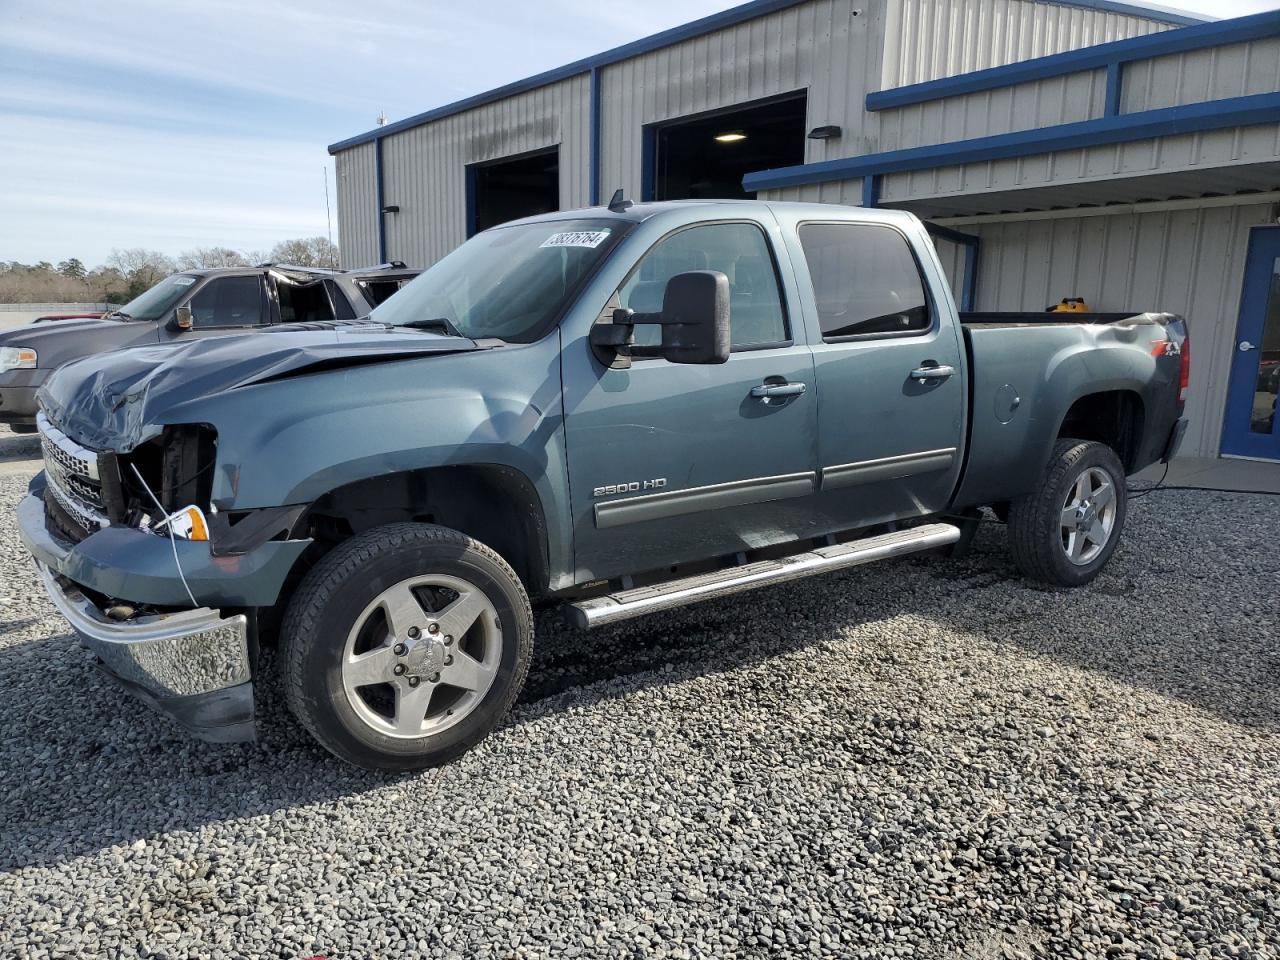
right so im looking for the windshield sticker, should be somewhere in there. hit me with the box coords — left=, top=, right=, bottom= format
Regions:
left=541, top=230, right=611, bottom=250
left=172, top=277, right=196, bottom=286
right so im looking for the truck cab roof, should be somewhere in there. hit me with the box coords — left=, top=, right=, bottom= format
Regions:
left=502, top=198, right=920, bottom=229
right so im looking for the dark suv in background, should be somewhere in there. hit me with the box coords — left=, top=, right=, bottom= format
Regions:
left=0, top=262, right=419, bottom=431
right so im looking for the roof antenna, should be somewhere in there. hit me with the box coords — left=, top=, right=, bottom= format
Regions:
left=608, top=188, right=633, bottom=212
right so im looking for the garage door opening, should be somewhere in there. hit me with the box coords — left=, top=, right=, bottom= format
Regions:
left=651, top=93, right=807, bottom=201
left=468, top=148, right=560, bottom=235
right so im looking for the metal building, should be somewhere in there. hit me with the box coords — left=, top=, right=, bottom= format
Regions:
left=328, top=0, right=1280, bottom=464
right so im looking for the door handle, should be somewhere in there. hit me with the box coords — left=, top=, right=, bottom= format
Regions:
left=1238, top=340, right=1258, bottom=352
left=751, top=381, right=807, bottom=399
left=910, top=363, right=956, bottom=381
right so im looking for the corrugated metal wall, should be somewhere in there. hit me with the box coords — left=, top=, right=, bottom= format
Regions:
left=878, top=29, right=1280, bottom=207
left=335, top=143, right=379, bottom=268
left=881, top=0, right=1167, bottom=89
left=375, top=74, right=591, bottom=267
left=935, top=203, right=1276, bottom=457
left=877, top=66, right=1105, bottom=152
left=597, top=0, right=885, bottom=200
left=879, top=126, right=1280, bottom=207
left=1121, top=36, right=1280, bottom=111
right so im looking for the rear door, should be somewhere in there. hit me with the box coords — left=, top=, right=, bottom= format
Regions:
left=781, top=216, right=966, bottom=529
left=561, top=217, right=819, bottom=583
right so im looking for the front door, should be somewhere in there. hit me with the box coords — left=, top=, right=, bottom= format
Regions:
left=562, top=219, right=818, bottom=583
left=164, top=274, right=270, bottom=341
left=1223, top=227, right=1280, bottom=460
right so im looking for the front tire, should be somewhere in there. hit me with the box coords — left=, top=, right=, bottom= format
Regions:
left=280, top=523, right=532, bottom=771
left=1008, top=439, right=1127, bottom=587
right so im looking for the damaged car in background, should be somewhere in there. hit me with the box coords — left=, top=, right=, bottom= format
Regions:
left=0, top=261, right=418, bottom=432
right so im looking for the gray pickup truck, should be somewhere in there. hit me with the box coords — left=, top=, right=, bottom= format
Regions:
left=0, top=262, right=418, bottom=431
left=17, top=200, right=1188, bottom=770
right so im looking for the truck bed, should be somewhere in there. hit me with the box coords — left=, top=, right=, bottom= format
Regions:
left=950, top=310, right=1186, bottom=509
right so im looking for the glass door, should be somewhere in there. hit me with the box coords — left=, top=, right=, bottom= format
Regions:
left=1223, top=227, right=1280, bottom=460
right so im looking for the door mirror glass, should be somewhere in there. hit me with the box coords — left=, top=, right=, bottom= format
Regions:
left=172, top=305, right=194, bottom=331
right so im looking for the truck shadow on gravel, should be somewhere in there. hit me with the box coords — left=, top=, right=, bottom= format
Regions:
left=1, top=496, right=1276, bottom=870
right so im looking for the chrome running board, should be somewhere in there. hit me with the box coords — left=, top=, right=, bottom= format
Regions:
left=566, top=522, right=960, bottom=629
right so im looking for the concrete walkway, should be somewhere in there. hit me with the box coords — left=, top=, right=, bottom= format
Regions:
left=1135, top=455, right=1280, bottom=494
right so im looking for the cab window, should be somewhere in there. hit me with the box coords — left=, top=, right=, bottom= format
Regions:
left=798, top=223, right=931, bottom=340
left=618, top=222, right=788, bottom=351
left=188, top=276, right=267, bottom=328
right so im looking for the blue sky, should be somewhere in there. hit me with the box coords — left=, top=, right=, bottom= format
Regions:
left=1, top=0, right=1276, bottom=267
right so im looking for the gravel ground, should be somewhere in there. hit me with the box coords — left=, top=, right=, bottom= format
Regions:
left=0, top=458, right=1277, bottom=959
left=0, top=424, right=40, bottom=475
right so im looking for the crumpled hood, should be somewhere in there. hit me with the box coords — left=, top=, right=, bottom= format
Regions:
left=39, top=321, right=482, bottom=451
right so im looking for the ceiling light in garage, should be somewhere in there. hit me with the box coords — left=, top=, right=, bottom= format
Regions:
left=714, top=131, right=747, bottom=143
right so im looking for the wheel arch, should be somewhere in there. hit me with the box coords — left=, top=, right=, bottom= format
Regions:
left=285, top=463, right=552, bottom=600
left=1055, top=388, right=1146, bottom=472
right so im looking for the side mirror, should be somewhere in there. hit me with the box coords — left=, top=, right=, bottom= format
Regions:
left=654, top=271, right=731, bottom=364
left=172, top=305, right=194, bottom=331
left=590, top=270, right=731, bottom=368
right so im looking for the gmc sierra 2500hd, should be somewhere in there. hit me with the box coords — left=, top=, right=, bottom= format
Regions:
left=18, top=200, right=1189, bottom=771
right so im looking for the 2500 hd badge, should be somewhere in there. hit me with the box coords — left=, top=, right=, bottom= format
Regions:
left=593, top=478, right=668, bottom=497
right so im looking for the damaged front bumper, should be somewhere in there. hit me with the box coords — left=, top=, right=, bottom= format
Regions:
left=34, top=561, right=255, bottom=742
left=17, top=478, right=311, bottom=742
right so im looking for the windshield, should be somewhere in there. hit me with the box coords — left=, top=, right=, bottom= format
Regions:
left=372, top=218, right=629, bottom=342
left=114, top=274, right=200, bottom=322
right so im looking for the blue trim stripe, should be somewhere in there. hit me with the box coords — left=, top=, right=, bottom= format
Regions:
left=374, top=138, right=387, bottom=263
left=640, top=125, right=658, bottom=201
left=1103, top=62, right=1124, bottom=117
left=464, top=165, right=478, bottom=239
left=865, top=9, right=1277, bottom=113
left=328, top=0, right=1202, bottom=155
left=861, top=175, right=880, bottom=208
left=925, top=223, right=980, bottom=311
left=960, top=241, right=979, bottom=313
left=589, top=67, right=603, bottom=206
left=744, top=91, right=1280, bottom=193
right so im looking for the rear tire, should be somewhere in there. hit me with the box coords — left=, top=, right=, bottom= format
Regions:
left=1008, top=439, right=1127, bottom=587
left=280, top=523, right=532, bottom=771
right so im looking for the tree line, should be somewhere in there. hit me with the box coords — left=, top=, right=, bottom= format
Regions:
left=0, top=237, right=340, bottom=304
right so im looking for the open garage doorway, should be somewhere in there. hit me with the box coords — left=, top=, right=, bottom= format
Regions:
left=468, top=147, right=560, bottom=235
left=649, top=92, right=807, bottom=201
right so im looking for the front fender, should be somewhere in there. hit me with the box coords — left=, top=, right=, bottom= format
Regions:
left=162, top=336, right=574, bottom=588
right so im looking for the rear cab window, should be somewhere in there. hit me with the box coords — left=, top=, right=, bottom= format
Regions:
left=360, top=278, right=410, bottom=307
left=798, top=222, right=931, bottom=340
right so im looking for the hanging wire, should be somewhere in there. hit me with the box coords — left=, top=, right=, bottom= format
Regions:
left=130, top=463, right=199, bottom=608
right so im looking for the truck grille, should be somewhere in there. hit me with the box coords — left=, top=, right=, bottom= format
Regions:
left=38, top=412, right=111, bottom=536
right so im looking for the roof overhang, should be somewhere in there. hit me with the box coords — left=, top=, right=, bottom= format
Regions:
left=884, top=162, right=1280, bottom=220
